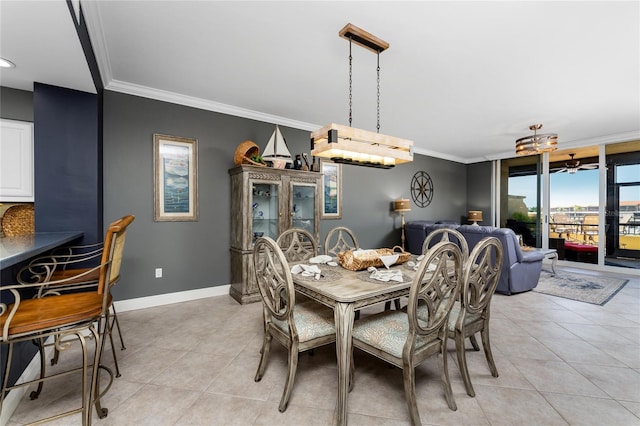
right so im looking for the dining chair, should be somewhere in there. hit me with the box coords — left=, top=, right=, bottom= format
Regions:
left=253, top=236, right=336, bottom=412
left=0, top=215, right=132, bottom=424
left=323, top=226, right=366, bottom=319
left=422, top=227, right=469, bottom=262
left=323, top=226, right=359, bottom=256
left=447, top=236, right=503, bottom=397
left=276, top=227, right=318, bottom=262
left=16, top=215, right=134, bottom=378
left=351, top=240, right=464, bottom=424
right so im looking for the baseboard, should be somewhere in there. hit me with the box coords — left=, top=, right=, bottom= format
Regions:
left=113, top=284, right=231, bottom=312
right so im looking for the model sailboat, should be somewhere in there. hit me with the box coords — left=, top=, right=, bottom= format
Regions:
left=262, top=125, right=292, bottom=168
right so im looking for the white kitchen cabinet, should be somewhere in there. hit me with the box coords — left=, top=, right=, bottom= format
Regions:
left=0, top=119, right=34, bottom=201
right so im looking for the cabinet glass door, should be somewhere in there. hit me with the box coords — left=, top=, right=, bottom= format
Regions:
left=291, top=184, right=316, bottom=235
left=251, top=182, right=279, bottom=243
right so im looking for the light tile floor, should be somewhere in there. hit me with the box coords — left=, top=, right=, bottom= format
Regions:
left=6, top=267, right=640, bottom=425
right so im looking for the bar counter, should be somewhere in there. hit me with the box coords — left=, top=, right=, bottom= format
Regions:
left=0, top=231, right=83, bottom=269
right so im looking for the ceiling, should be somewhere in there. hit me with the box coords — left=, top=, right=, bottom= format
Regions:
left=1, top=1, right=639, bottom=164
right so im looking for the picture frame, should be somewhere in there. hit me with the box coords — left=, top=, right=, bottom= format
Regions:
left=153, top=134, right=198, bottom=222
left=320, top=160, right=342, bottom=219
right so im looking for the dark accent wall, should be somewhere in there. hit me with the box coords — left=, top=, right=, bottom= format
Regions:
left=103, top=90, right=468, bottom=300
left=33, top=83, right=101, bottom=243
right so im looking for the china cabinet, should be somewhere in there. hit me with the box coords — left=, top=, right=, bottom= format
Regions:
left=229, top=165, right=321, bottom=303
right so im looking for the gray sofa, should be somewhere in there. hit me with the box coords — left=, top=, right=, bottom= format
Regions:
left=405, top=221, right=544, bottom=295
left=405, top=220, right=460, bottom=255
left=456, top=225, right=544, bottom=295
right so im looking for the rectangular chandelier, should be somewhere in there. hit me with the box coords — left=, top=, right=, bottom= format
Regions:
left=311, top=123, right=414, bottom=169
left=311, top=23, right=414, bottom=169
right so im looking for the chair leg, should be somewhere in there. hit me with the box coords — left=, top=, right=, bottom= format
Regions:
left=0, top=342, right=14, bottom=415
left=254, top=333, right=272, bottom=382
left=402, top=361, right=421, bottom=426
left=88, top=324, right=109, bottom=423
left=439, top=336, right=457, bottom=411
left=29, top=337, right=46, bottom=400
left=348, top=350, right=354, bottom=393
left=279, top=343, right=299, bottom=412
left=468, top=334, right=480, bottom=351
left=50, top=348, right=60, bottom=366
left=110, top=304, right=126, bottom=351
left=105, top=311, right=121, bottom=378
left=384, top=299, right=402, bottom=311
left=76, top=329, right=92, bottom=426
left=456, top=332, right=475, bottom=397
left=481, top=326, right=499, bottom=378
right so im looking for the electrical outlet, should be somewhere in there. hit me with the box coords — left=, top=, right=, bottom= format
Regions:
left=155, top=268, right=162, bottom=278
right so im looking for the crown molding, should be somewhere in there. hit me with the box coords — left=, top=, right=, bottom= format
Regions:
left=80, top=0, right=112, bottom=88
left=107, top=79, right=320, bottom=131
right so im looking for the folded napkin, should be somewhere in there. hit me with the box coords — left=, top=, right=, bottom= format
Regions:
left=407, top=257, right=437, bottom=272
left=352, top=249, right=377, bottom=259
left=309, top=255, right=333, bottom=264
left=291, top=264, right=323, bottom=279
left=367, top=267, right=404, bottom=283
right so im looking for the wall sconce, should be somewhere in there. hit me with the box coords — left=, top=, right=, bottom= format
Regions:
left=468, top=210, right=483, bottom=226
left=394, top=198, right=411, bottom=250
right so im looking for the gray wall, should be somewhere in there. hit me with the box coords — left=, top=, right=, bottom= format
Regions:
left=103, top=90, right=469, bottom=300
left=0, top=87, right=33, bottom=122
left=467, top=161, right=493, bottom=225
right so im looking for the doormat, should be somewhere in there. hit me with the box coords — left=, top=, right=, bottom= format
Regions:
left=533, top=270, right=628, bottom=305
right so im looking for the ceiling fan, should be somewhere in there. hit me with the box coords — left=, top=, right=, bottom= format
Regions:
left=555, top=153, right=598, bottom=174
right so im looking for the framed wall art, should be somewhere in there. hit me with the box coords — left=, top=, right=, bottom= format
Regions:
left=153, top=133, right=198, bottom=221
left=320, top=160, right=342, bottom=219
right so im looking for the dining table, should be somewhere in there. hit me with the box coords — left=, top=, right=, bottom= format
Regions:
left=291, top=257, right=419, bottom=426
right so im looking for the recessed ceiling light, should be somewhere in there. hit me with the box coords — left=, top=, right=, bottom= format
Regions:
left=0, top=58, right=16, bottom=68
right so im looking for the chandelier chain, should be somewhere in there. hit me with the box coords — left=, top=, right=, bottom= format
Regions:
left=376, top=51, right=381, bottom=133
left=348, top=38, right=353, bottom=127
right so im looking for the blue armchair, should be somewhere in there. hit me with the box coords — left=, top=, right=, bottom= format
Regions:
left=456, top=225, right=544, bottom=295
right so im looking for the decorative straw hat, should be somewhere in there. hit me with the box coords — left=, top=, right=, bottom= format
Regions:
left=1, top=204, right=35, bottom=237
left=234, top=140, right=266, bottom=166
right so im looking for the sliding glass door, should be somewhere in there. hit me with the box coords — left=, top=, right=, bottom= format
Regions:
left=500, top=155, right=542, bottom=248
left=605, top=144, right=640, bottom=266
left=500, top=140, right=640, bottom=270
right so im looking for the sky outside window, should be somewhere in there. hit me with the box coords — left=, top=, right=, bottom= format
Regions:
left=509, top=165, right=639, bottom=211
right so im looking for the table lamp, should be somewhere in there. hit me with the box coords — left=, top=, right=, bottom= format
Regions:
left=468, top=210, right=483, bottom=226
left=394, top=198, right=412, bottom=250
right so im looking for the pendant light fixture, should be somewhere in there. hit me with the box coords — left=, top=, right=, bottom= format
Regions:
left=310, top=23, right=414, bottom=169
left=515, top=123, right=558, bottom=156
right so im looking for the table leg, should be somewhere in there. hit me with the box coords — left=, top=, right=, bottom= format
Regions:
left=333, top=302, right=354, bottom=426
left=549, top=252, right=558, bottom=275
